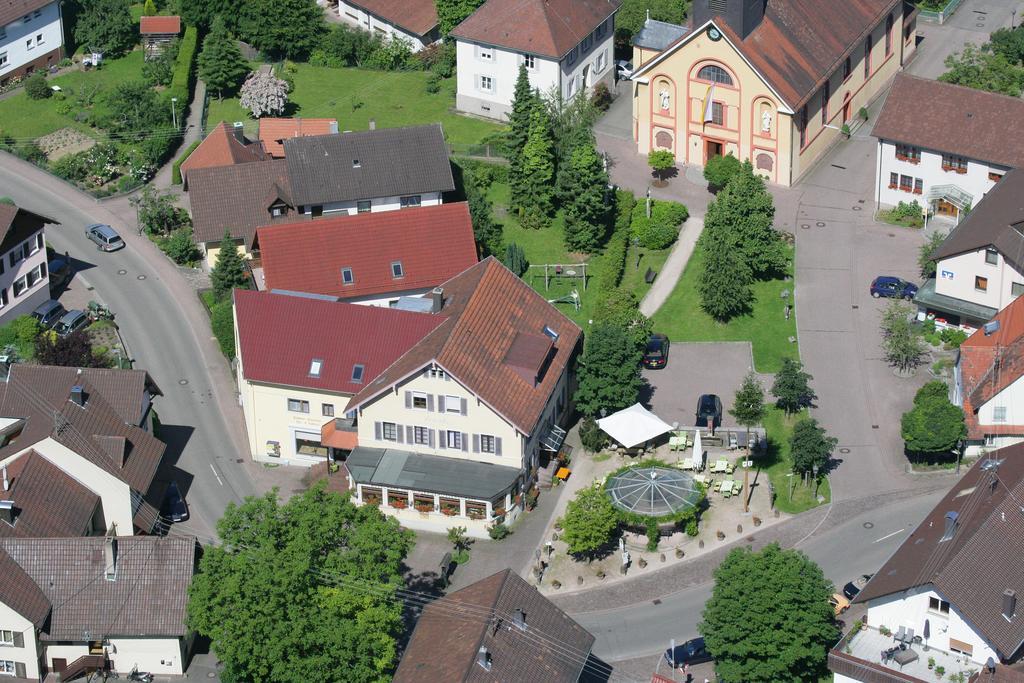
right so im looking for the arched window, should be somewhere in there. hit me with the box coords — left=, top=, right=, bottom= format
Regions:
left=885, top=14, right=894, bottom=55
left=697, top=64, right=733, bottom=86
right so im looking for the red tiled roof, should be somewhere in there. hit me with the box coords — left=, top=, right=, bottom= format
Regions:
left=450, top=0, right=620, bottom=59
left=257, top=202, right=478, bottom=300
left=636, top=0, right=899, bottom=110
left=234, top=289, right=446, bottom=394
left=139, top=15, right=180, bottom=34
left=874, top=74, right=1024, bottom=169
left=180, top=122, right=264, bottom=185
left=346, top=0, right=438, bottom=36
left=258, top=118, right=337, bottom=159
left=960, top=296, right=1024, bottom=439
left=347, top=257, right=582, bottom=435
left=321, top=420, right=358, bottom=449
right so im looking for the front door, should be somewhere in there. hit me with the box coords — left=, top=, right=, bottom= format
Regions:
left=705, top=140, right=723, bottom=162
left=843, top=98, right=852, bottom=123
left=51, top=659, right=67, bottom=673
left=936, top=199, right=958, bottom=217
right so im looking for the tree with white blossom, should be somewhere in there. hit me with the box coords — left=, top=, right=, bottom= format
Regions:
left=239, top=70, right=289, bottom=118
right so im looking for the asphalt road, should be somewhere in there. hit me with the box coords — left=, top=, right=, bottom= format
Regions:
left=577, top=490, right=944, bottom=662
left=0, top=161, right=257, bottom=541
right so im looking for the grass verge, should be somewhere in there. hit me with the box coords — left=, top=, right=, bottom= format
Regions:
left=761, top=407, right=831, bottom=515
left=651, top=243, right=799, bottom=373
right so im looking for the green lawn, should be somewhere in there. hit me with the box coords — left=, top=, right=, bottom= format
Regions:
left=651, top=243, right=799, bottom=373
left=206, top=64, right=503, bottom=146
left=621, top=244, right=671, bottom=302
left=761, top=408, right=831, bottom=515
left=0, top=50, right=147, bottom=140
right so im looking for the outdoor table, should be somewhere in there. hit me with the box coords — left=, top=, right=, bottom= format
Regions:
left=693, top=474, right=706, bottom=484
left=669, top=436, right=686, bottom=451
left=892, top=648, right=918, bottom=668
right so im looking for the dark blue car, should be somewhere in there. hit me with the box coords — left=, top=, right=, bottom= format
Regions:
left=870, top=276, right=918, bottom=300
left=665, top=637, right=713, bottom=668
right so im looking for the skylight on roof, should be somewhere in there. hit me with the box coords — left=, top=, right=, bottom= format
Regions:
left=341, top=267, right=354, bottom=285
left=352, top=364, right=365, bottom=384
left=391, top=261, right=404, bottom=279
left=309, top=359, right=323, bottom=377
left=542, top=325, right=559, bottom=342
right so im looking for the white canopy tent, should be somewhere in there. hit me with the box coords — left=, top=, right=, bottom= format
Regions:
left=596, top=403, right=674, bottom=449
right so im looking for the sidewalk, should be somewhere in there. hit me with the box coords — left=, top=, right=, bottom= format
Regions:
left=640, top=214, right=703, bottom=317
left=151, top=79, right=206, bottom=190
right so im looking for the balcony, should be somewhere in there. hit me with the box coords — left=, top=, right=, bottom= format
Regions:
left=829, top=624, right=979, bottom=683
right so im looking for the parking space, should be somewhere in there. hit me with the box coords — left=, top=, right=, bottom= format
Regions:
left=641, top=342, right=757, bottom=429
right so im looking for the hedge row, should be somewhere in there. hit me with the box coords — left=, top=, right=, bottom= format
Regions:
left=171, top=139, right=201, bottom=185
left=591, top=190, right=636, bottom=292
left=168, top=25, right=198, bottom=106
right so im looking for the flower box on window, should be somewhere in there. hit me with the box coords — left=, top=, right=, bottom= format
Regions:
left=389, top=498, right=408, bottom=509
left=955, top=167, right=967, bottom=174
left=414, top=502, right=434, bottom=513
left=363, top=496, right=381, bottom=506
left=441, top=506, right=459, bottom=516
left=888, top=183, right=897, bottom=189
left=913, top=188, right=923, bottom=194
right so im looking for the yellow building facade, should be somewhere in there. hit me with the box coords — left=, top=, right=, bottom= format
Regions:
left=631, top=1, right=917, bottom=186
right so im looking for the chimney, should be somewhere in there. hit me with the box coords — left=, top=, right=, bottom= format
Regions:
left=692, top=0, right=767, bottom=40
left=476, top=646, right=492, bottom=671
left=0, top=500, right=13, bottom=525
left=431, top=287, right=444, bottom=313
left=329, top=120, right=339, bottom=134
left=369, top=119, right=376, bottom=130
left=1004, top=589, right=1017, bottom=621
left=512, top=608, right=526, bottom=631
left=232, top=121, right=245, bottom=143
left=2, top=465, right=7, bottom=492
left=104, top=536, right=117, bottom=581
left=70, top=385, right=86, bottom=407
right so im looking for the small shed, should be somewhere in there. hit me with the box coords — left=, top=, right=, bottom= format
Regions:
left=140, top=15, right=181, bottom=60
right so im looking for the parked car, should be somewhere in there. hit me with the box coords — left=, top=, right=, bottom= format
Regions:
left=642, top=333, right=670, bottom=369
left=85, top=223, right=125, bottom=252
left=664, top=637, right=713, bottom=668
left=616, top=60, right=633, bottom=79
left=695, top=394, right=723, bottom=431
left=53, top=309, right=88, bottom=338
left=830, top=593, right=851, bottom=616
left=48, top=257, right=73, bottom=290
left=160, top=480, right=189, bottom=523
left=843, top=574, right=873, bottom=601
left=870, top=276, right=918, bottom=300
left=32, top=299, right=67, bottom=329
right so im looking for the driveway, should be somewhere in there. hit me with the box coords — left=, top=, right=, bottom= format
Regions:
left=642, top=342, right=759, bottom=430
left=0, top=152, right=258, bottom=541
left=906, top=0, right=1019, bottom=79
left=594, top=78, right=633, bottom=140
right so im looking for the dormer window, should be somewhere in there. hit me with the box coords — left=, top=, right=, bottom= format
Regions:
left=341, top=267, right=354, bottom=285
left=391, top=261, right=404, bottom=278
left=271, top=204, right=285, bottom=217
left=309, top=359, right=323, bottom=378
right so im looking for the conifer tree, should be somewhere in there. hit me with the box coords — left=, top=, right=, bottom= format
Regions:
left=198, top=16, right=249, bottom=99
left=563, top=138, right=609, bottom=253
left=518, top=106, right=555, bottom=229
left=211, top=230, right=252, bottom=300
left=507, top=65, right=538, bottom=209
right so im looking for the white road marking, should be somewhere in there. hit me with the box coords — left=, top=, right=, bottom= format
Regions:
left=873, top=528, right=905, bottom=543
left=209, top=463, right=224, bottom=486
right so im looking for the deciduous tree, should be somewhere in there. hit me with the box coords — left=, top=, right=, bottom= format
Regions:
left=918, top=230, right=948, bottom=278
left=136, top=186, right=190, bottom=236
left=880, top=301, right=926, bottom=373
left=559, top=486, right=620, bottom=559
left=990, top=26, right=1024, bottom=65
left=174, top=0, right=246, bottom=30
left=186, top=485, right=412, bottom=683
left=614, top=0, right=686, bottom=47
left=74, top=0, right=136, bottom=57
left=730, top=371, right=765, bottom=443
left=700, top=544, right=835, bottom=683
left=790, top=418, right=837, bottom=477
left=211, top=230, right=251, bottom=300
left=34, top=330, right=108, bottom=368
left=703, top=160, right=785, bottom=277
left=574, top=323, right=645, bottom=417
left=703, top=153, right=742, bottom=192
left=590, top=288, right=651, bottom=353
left=648, top=149, right=675, bottom=183
left=239, top=69, right=289, bottom=118
left=562, top=139, right=609, bottom=253
left=198, top=16, right=249, bottom=98
left=771, top=358, right=817, bottom=415
left=901, top=382, right=966, bottom=456
left=434, top=0, right=486, bottom=35
left=240, top=0, right=325, bottom=60
left=698, top=236, right=752, bottom=321
left=939, top=43, right=1024, bottom=97
left=103, top=81, right=171, bottom=139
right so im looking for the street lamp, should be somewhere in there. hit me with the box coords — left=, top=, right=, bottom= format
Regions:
left=812, top=463, right=820, bottom=498
left=171, top=97, right=178, bottom=129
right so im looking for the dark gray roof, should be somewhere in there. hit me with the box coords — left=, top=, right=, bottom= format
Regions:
left=632, top=18, right=689, bottom=50
left=0, top=536, right=195, bottom=639
left=346, top=447, right=520, bottom=501
left=933, top=169, right=1024, bottom=267
left=283, top=124, right=455, bottom=207
left=394, top=569, right=595, bottom=683
left=913, top=278, right=998, bottom=325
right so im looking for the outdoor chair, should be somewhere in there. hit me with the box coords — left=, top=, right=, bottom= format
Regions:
left=895, top=626, right=906, bottom=643
left=905, top=628, right=915, bottom=646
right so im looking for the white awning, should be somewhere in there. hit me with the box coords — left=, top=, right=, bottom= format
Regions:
left=596, top=403, right=674, bottom=448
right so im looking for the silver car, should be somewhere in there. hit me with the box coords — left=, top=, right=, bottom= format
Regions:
left=85, top=223, right=125, bottom=252
left=53, top=309, right=88, bottom=338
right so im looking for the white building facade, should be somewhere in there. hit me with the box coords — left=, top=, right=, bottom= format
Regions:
left=875, top=139, right=1008, bottom=218
left=335, top=0, right=439, bottom=52
left=453, top=0, right=617, bottom=121
left=298, top=191, right=443, bottom=218
left=0, top=221, right=51, bottom=325
left=0, top=0, right=64, bottom=86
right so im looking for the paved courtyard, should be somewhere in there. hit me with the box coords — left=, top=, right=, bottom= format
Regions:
left=642, top=342, right=763, bottom=430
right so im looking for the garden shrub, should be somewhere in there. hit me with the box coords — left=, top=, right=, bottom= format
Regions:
left=591, top=82, right=612, bottom=111
left=168, top=26, right=199, bottom=106
left=651, top=200, right=689, bottom=228
left=645, top=517, right=660, bottom=551
left=55, top=101, right=74, bottom=116
left=365, top=35, right=414, bottom=71
left=631, top=199, right=688, bottom=249
left=703, top=153, right=741, bottom=191
left=592, top=190, right=636, bottom=292
left=15, top=142, right=47, bottom=165
left=892, top=200, right=923, bottom=221
left=24, top=73, right=51, bottom=100
left=424, top=73, right=441, bottom=94
left=503, top=242, right=527, bottom=276
left=686, top=519, right=699, bottom=537
left=162, top=229, right=200, bottom=265
left=172, top=139, right=201, bottom=185
left=940, top=327, right=968, bottom=348
left=579, top=417, right=606, bottom=453
left=314, top=24, right=381, bottom=68
left=210, top=300, right=235, bottom=359
left=487, top=523, right=511, bottom=541
left=51, top=151, right=91, bottom=182
left=422, top=42, right=456, bottom=78
left=0, top=315, right=40, bottom=351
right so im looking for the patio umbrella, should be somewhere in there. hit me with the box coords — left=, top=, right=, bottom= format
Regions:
left=693, top=429, right=703, bottom=469
left=923, top=618, right=930, bottom=651
left=596, top=403, right=674, bottom=449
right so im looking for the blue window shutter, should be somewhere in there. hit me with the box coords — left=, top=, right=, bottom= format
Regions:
left=374, top=422, right=382, bottom=440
